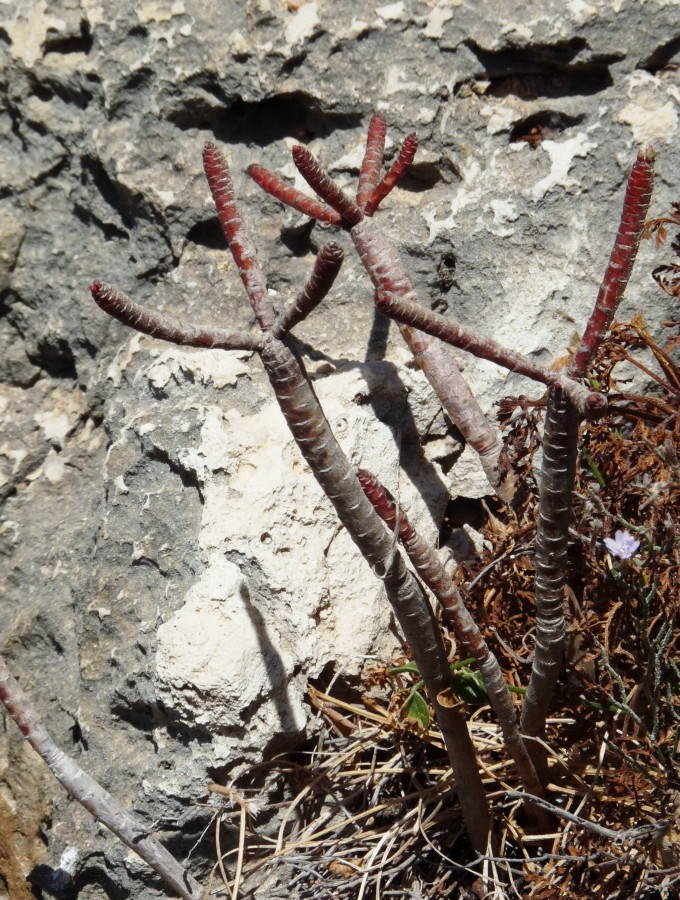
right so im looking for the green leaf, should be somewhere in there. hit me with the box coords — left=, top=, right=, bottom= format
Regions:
left=581, top=447, right=607, bottom=489
left=452, top=667, right=489, bottom=707
left=386, top=662, right=420, bottom=676
left=451, top=657, right=475, bottom=671
left=402, top=689, right=430, bottom=728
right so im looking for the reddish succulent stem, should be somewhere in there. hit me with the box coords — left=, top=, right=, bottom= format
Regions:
left=275, top=241, right=344, bottom=336
left=365, top=132, right=418, bottom=217
left=247, top=163, right=342, bottom=227
left=356, top=470, right=552, bottom=831
left=292, top=145, right=363, bottom=228
left=569, top=147, right=655, bottom=378
left=357, top=112, right=387, bottom=212
left=351, top=218, right=515, bottom=501
left=259, top=333, right=492, bottom=852
left=91, top=288, right=493, bottom=853
left=521, top=149, right=655, bottom=782
left=375, top=289, right=606, bottom=418
left=203, top=143, right=275, bottom=332
left=90, top=281, right=263, bottom=352
left=249, top=125, right=513, bottom=500
left=0, top=656, right=204, bottom=900
left=91, top=147, right=494, bottom=856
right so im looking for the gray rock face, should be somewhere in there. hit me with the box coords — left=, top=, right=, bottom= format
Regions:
left=1, top=1, right=678, bottom=895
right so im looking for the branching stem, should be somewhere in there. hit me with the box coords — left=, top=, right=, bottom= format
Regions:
left=89, top=144, right=494, bottom=856
left=0, top=656, right=205, bottom=900
left=374, top=289, right=606, bottom=418
left=250, top=129, right=514, bottom=501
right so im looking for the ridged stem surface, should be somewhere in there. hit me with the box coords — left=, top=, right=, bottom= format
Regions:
left=259, top=334, right=492, bottom=852
left=357, top=470, right=551, bottom=830
left=357, top=112, right=387, bottom=211
left=570, top=148, right=655, bottom=378
left=520, top=388, right=578, bottom=780
left=203, top=143, right=275, bottom=332
left=521, top=149, right=655, bottom=782
left=375, top=290, right=605, bottom=417
left=292, top=145, right=362, bottom=227
left=247, top=163, right=341, bottom=227
left=365, top=133, right=418, bottom=216
left=275, top=241, right=344, bottom=336
left=90, top=281, right=262, bottom=352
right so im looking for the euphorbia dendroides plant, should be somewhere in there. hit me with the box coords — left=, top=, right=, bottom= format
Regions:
left=0, top=111, right=657, bottom=897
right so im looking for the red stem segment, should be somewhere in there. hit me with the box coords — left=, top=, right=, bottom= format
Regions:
left=351, top=217, right=515, bottom=501
left=520, top=149, right=655, bottom=782
left=247, top=163, right=342, bottom=227
left=357, top=112, right=387, bottom=212
left=292, top=145, right=363, bottom=228
left=356, top=470, right=552, bottom=831
left=275, top=241, right=344, bottom=336
left=0, top=656, right=204, bottom=900
left=90, top=281, right=263, bottom=352
left=203, top=143, right=275, bottom=332
left=375, top=290, right=606, bottom=418
left=365, top=133, right=418, bottom=217
left=569, top=147, right=655, bottom=378
left=248, top=122, right=513, bottom=501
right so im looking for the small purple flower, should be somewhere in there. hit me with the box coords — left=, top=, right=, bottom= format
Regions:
left=604, top=529, right=640, bottom=560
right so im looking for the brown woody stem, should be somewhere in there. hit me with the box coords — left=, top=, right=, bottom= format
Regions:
left=520, top=388, right=579, bottom=782
left=0, top=656, right=204, bottom=900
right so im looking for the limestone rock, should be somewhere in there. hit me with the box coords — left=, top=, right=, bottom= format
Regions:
left=1, top=0, right=678, bottom=895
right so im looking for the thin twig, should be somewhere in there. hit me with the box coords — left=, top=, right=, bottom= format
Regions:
left=504, top=791, right=670, bottom=845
